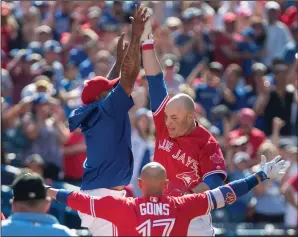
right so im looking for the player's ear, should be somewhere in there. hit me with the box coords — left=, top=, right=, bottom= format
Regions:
left=164, top=179, right=169, bottom=191
left=138, top=178, right=142, bottom=189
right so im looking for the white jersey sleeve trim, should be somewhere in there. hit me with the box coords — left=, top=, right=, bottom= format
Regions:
left=202, top=170, right=227, bottom=181
left=209, top=188, right=225, bottom=209
left=153, top=95, right=169, bottom=116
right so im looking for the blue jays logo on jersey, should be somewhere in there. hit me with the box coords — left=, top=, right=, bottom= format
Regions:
left=176, top=170, right=200, bottom=187
left=225, top=192, right=236, bottom=204
left=210, top=153, right=223, bottom=164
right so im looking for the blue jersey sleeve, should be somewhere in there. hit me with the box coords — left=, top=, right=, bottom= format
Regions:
left=101, top=83, right=134, bottom=118
left=146, top=73, right=169, bottom=132
left=207, top=171, right=267, bottom=210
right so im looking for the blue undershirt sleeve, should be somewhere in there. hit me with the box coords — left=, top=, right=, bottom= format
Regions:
left=203, top=173, right=224, bottom=189
left=56, top=190, right=74, bottom=205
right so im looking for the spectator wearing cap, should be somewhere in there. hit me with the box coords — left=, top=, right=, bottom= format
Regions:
left=7, top=49, right=34, bottom=104
left=161, top=54, right=184, bottom=95
left=21, top=93, right=68, bottom=180
left=1, top=173, right=76, bottom=236
left=82, top=6, right=102, bottom=36
left=227, top=108, right=266, bottom=167
left=59, top=62, right=82, bottom=117
left=259, top=59, right=298, bottom=137
left=283, top=23, right=298, bottom=65
left=194, top=61, right=222, bottom=122
left=131, top=108, right=154, bottom=197
left=75, top=29, right=101, bottom=79
left=213, top=12, right=243, bottom=69
left=21, top=75, right=54, bottom=100
left=173, top=7, right=206, bottom=78
left=36, top=25, right=53, bottom=45
left=24, top=154, right=45, bottom=177
left=263, top=1, right=294, bottom=67
left=43, top=40, right=64, bottom=91
left=226, top=151, right=253, bottom=222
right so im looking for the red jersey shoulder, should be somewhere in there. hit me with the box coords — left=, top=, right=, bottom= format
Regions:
left=251, top=128, right=266, bottom=139
left=190, top=123, right=213, bottom=146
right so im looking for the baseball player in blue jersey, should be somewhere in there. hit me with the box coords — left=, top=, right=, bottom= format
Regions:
left=67, top=5, right=149, bottom=236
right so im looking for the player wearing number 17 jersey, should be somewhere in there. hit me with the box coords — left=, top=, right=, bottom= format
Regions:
left=140, top=16, right=226, bottom=235
left=48, top=158, right=287, bottom=236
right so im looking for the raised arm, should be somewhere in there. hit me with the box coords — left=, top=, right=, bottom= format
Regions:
left=184, top=155, right=287, bottom=219
left=141, top=15, right=168, bottom=114
left=47, top=189, right=128, bottom=223
left=120, top=4, right=149, bottom=96
left=106, top=33, right=129, bottom=80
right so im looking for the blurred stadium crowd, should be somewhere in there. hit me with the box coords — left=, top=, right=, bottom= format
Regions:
left=1, top=0, right=298, bottom=235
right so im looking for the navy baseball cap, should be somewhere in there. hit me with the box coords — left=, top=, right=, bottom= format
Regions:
left=44, top=40, right=62, bottom=54
left=11, top=173, right=47, bottom=201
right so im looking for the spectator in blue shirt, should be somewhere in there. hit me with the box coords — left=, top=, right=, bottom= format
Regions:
left=59, top=62, right=82, bottom=117
left=238, top=28, right=258, bottom=80
left=174, top=7, right=205, bottom=78
left=221, top=64, right=245, bottom=113
left=67, top=7, right=148, bottom=235
left=43, top=40, right=64, bottom=91
left=1, top=173, right=76, bottom=236
left=283, top=23, right=298, bottom=65
left=100, top=1, right=124, bottom=27
left=195, top=62, right=223, bottom=121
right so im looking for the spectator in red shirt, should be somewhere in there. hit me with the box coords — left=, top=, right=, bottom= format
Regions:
left=281, top=174, right=298, bottom=228
left=214, top=12, right=242, bottom=69
left=227, top=108, right=266, bottom=166
left=63, top=128, right=86, bottom=183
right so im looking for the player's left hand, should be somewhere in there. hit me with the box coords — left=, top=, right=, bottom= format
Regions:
left=259, top=155, right=287, bottom=180
left=117, top=33, right=129, bottom=63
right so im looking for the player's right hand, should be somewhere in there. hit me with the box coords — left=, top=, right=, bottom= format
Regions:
left=130, top=4, right=150, bottom=38
left=141, top=9, right=153, bottom=42
left=259, top=155, right=287, bottom=180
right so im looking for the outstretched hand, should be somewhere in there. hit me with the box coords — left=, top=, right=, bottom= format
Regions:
left=130, top=4, right=150, bottom=38
left=117, top=33, right=129, bottom=62
left=259, top=155, right=287, bottom=180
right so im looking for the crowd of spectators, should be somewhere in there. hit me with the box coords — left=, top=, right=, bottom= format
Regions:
left=1, top=0, right=298, bottom=232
